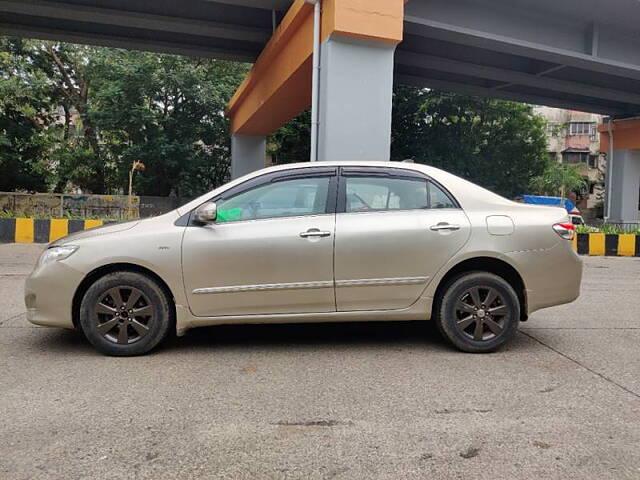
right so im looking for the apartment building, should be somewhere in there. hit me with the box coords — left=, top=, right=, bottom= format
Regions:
left=533, top=106, right=605, bottom=216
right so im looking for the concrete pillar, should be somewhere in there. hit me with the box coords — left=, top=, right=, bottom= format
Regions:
left=606, top=149, right=640, bottom=222
left=317, top=36, right=396, bottom=162
left=231, top=134, right=266, bottom=180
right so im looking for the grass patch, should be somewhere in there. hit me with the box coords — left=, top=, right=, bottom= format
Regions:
left=576, top=224, right=640, bottom=235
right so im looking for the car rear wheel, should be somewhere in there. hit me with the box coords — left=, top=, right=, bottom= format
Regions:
left=79, top=271, right=172, bottom=356
left=435, top=272, right=520, bottom=353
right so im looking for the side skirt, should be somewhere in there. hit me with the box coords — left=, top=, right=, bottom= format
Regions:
left=175, top=296, right=434, bottom=336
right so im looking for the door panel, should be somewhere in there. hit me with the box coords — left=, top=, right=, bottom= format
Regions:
left=334, top=209, right=471, bottom=311
left=182, top=215, right=336, bottom=317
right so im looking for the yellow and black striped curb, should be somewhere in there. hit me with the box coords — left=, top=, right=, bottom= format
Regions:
left=2, top=218, right=639, bottom=256
left=0, top=218, right=114, bottom=244
left=574, top=233, right=640, bottom=256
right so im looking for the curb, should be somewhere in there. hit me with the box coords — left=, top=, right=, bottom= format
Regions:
left=2, top=218, right=639, bottom=257
left=574, top=233, right=640, bottom=257
left=0, top=218, right=113, bottom=244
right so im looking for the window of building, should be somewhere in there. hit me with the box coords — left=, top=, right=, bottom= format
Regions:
left=588, top=155, right=598, bottom=168
left=568, top=122, right=597, bottom=140
left=562, top=151, right=590, bottom=164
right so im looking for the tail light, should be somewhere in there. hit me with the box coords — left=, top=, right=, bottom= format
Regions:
left=553, top=223, right=575, bottom=240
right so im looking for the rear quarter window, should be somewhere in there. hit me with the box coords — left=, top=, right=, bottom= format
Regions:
left=428, top=181, right=457, bottom=209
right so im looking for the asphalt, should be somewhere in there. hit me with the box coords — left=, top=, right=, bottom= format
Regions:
left=0, top=243, right=639, bottom=480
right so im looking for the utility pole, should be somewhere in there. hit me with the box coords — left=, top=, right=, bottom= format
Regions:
left=128, top=160, right=145, bottom=219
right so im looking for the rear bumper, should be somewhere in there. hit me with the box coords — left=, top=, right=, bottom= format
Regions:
left=510, top=242, right=583, bottom=315
left=24, top=261, right=84, bottom=329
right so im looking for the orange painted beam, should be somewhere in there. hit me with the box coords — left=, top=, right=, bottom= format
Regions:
left=598, top=118, right=640, bottom=152
left=227, top=0, right=405, bottom=136
left=227, top=0, right=314, bottom=136
left=321, top=0, right=405, bottom=44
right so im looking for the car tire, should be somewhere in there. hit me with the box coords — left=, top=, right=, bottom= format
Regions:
left=434, top=272, right=520, bottom=353
left=79, top=271, right=173, bottom=356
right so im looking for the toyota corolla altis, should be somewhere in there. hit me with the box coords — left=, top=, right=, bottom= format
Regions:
left=25, top=162, right=582, bottom=356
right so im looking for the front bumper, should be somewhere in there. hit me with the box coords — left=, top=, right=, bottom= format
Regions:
left=25, top=260, right=85, bottom=329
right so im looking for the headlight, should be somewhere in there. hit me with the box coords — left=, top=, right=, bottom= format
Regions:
left=37, top=245, right=79, bottom=269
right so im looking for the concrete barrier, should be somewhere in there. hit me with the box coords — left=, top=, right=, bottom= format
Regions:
left=2, top=218, right=639, bottom=257
left=0, top=218, right=114, bottom=243
left=574, top=233, right=640, bottom=256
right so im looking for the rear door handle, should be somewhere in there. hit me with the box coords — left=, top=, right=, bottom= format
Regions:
left=430, top=223, right=461, bottom=231
left=300, top=229, right=332, bottom=238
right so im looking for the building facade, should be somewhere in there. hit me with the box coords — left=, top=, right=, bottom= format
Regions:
left=533, top=106, right=605, bottom=217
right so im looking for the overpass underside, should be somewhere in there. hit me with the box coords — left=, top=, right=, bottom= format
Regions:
left=4, top=0, right=640, bottom=116
left=2, top=0, right=640, bottom=220
left=399, top=0, right=640, bottom=118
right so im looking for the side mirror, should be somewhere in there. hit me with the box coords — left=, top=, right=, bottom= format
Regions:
left=194, top=202, right=217, bottom=224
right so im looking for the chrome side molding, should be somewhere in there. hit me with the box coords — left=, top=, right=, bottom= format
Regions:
left=336, top=276, right=429, bottom=288
left=193, top=281, right=334, bottom=295
left=193, top=276, right=430, bottom=295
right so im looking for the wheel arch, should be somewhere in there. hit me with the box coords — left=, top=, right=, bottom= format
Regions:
left=72, top=263, right=176, bottom=331
left=431, top=256, right=528, bottom=321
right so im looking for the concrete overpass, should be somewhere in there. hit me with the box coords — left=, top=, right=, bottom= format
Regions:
left=2, top=0, right=640, bottom=221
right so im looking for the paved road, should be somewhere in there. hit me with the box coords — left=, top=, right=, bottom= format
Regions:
left=1, top=244, right=639, bottom=480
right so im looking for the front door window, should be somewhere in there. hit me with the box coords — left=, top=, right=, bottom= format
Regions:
left=216, top=177, right=330, bottom=222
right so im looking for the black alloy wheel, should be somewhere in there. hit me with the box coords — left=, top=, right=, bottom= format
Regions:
left=435, top=272, right=520, bottom=353
left=94, top=286, right=155, bottom=345
left=80, top=271, right=172, bottom=356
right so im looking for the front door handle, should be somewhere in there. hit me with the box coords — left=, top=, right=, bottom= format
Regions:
left=430, top=223, right=461, bottom=231
left=300, top=229, right=332, bottom=238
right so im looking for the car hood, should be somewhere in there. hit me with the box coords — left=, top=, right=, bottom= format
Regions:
left=50, top=220, right=140, bottom=247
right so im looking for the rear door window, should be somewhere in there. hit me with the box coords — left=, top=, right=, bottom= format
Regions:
left=344, top=176, right=429, bottom=213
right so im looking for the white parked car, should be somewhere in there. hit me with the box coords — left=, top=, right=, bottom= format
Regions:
left=26, top=162, right=583, bottom=356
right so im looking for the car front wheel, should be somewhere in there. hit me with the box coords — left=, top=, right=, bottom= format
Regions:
left=435, top=272, right=520, bottom=353
left=79, top=271, right=173, bottom=356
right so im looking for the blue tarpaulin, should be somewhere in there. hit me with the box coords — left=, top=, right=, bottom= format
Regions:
left=521, top=195, right=576, bottom=213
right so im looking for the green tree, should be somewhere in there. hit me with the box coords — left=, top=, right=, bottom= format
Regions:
left=529, top=161, right=588, bottom=199
left=2, top=39, right=110, bottom=192
left=89, top=51, right=248, bottom=196
left=0, top=38, right=53, bottom=191
left=0, top=38, right=249, bottom=196
left=268, top=110, right=311, bottom=164
left=391, top=87, right=549, bottom=198
left=0, top=39, right=551, bottom=200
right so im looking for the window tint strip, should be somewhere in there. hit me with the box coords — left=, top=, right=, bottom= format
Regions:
left=270, top=168, right=337, bottom=183
left=341, top=167, right=426, bottom=180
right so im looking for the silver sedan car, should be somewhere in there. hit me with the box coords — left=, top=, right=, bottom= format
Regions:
left=25, top=162, right=582, bottom=356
